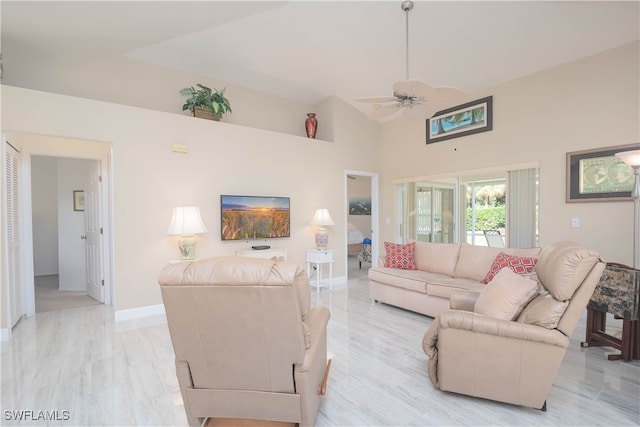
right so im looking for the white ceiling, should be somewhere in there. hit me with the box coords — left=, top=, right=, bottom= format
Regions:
left=2, top=1, right=639, bottom=116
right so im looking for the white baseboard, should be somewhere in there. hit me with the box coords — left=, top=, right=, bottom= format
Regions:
left=1, top=328, right=10, bottom=342
left=114, top=303, right=165, bottom=323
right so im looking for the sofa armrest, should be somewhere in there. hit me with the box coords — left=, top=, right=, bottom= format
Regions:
left=297, top=307, right=330, bottom=373
left=424, top=309, right=568, bottom=410
left=438, top=310, right=569, bottom=348
left=449, top=290, right=479, bottom=312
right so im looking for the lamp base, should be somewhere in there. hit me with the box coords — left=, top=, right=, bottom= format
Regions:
left=315, top=229, right=329, bottom=250
left=178, top=235, right=197, bottom=260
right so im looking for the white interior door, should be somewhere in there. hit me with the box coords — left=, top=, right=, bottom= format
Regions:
left=84, top=162, right=103, bottom=303
left=5, top=141, right=24, bottom=327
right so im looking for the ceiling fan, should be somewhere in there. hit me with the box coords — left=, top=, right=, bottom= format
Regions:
left=356, top=1, right=466, bottom=120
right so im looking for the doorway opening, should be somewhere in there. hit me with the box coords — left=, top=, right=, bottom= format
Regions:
left=345, top=171, right=379, bottom=281
left=31, top=156, right=101, bottom=313
left=2, top=132, right=113, bottom=336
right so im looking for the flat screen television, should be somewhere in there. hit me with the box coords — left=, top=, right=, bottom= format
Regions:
left=221, top=195, right=291, bottom=241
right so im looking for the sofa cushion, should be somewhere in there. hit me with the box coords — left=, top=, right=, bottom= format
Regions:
left=426, top=277, right=485, bottom=299
left=474, top=268, right=540, bottom=320
left=414, top=241, right=460, bottom=277
left=454, top=244, right=541, bottom=281
left=368, top=267, right=428, bottom=293
left=481, top=252, right=538, bottom=284
left=517, top=293, right=569, bottom=329
left=384, top=241, right=417, bottom=270
left=454, top=244, right=503, bottom=281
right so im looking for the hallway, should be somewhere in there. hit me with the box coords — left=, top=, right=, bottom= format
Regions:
left=35, top=275, right=99, bottom=313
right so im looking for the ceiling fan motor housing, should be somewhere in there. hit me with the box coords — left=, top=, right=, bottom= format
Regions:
left=401, top=1, right=414, bottom=12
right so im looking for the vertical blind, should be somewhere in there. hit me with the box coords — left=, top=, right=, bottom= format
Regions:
left=507, top=168, right=538, bottom=248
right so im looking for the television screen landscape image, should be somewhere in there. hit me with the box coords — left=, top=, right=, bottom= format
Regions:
left=221, top=195, right=291, bottom=241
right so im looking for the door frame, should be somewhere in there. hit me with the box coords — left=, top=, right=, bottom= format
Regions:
left=3, top=133, right=114, bottom=323
left=344, top=170, right=379, bottom=272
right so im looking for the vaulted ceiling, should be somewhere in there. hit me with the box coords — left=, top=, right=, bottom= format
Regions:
left=2, top=1, right=638, bottom=117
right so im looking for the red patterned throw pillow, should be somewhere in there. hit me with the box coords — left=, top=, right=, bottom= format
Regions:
left=384, top=241, right=417, bottom=270
left=482, top=252, right=538, bottom=284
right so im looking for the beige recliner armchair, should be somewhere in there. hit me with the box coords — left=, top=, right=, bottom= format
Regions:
left=423, top=242, right=605, bottom=411
left=159, top=256, right=331, bottom=427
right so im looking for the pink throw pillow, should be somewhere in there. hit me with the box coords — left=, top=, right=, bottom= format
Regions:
left=384, top=241, right=417, bottom=270
left=482, top=252, right=538, bottom=284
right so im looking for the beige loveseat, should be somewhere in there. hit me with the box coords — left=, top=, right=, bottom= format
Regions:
left=159, top=256, right=331, bottom=427
left=369, top=241, right=541, bottom=317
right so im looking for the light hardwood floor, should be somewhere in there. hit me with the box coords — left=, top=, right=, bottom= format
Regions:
left=1, top=273, right=639, bottom=426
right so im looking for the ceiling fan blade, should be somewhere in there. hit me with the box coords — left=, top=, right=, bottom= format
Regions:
left=367, top=103, right=401, bottom=120
left=429, top=86, right=468, bottom=106
left=393, top=79, right=433, bottom=97
left=355, top=96, right=398, bottom=103
left=402, top=103, right=437, bottom=120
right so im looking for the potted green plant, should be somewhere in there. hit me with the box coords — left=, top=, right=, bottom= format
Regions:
left=179, top=83, right=232, bottom=121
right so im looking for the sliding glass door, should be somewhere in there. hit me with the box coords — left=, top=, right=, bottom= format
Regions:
left=400, top=181, right=455, bottom=243
left=463, top=178, right=506, bottom=247
left=397, top=166, right=539, bottom=248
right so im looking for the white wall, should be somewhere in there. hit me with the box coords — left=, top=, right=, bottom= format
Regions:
left=57, top=158, right=93, bottom=291
left=4, top=46, right=317, bottom=139
left=1, top=86, right=379, bottom=314
left=31, top=156, right=59, bottom=276
left=378, top=42, right=640, bottom=266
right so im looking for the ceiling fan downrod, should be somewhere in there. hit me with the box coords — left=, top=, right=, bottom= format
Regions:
left=401, top=1, right=414, bottom=81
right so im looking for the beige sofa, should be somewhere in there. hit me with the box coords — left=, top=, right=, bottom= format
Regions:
left=369, top=241, right=541, bottom=317
left=159, top=256, right=331, bottom=427
left=422, top=242, right=605, bottom=410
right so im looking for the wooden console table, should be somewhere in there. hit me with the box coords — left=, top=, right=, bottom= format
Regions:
left=581, top=262, right=640, bottom=361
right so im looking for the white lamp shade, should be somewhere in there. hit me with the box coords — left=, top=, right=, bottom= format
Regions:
left=167, top=206, right=208, bottom=235
left=311, top=208, right=335, bottom=226
left=615, top=149, right=640, bottom=167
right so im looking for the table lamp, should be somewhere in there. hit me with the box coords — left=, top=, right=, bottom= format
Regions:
left=311, top=208, right=335, bottom=249
left=615, top=149, right=640, bottom=268
left=167, top=206, right=208, bottom=259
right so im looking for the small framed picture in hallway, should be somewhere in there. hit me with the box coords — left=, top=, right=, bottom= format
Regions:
left=73, top=190, right=85, bottom=211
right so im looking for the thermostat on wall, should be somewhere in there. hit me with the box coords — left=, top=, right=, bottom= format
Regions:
left=171, top=144, right=188, bottom=153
